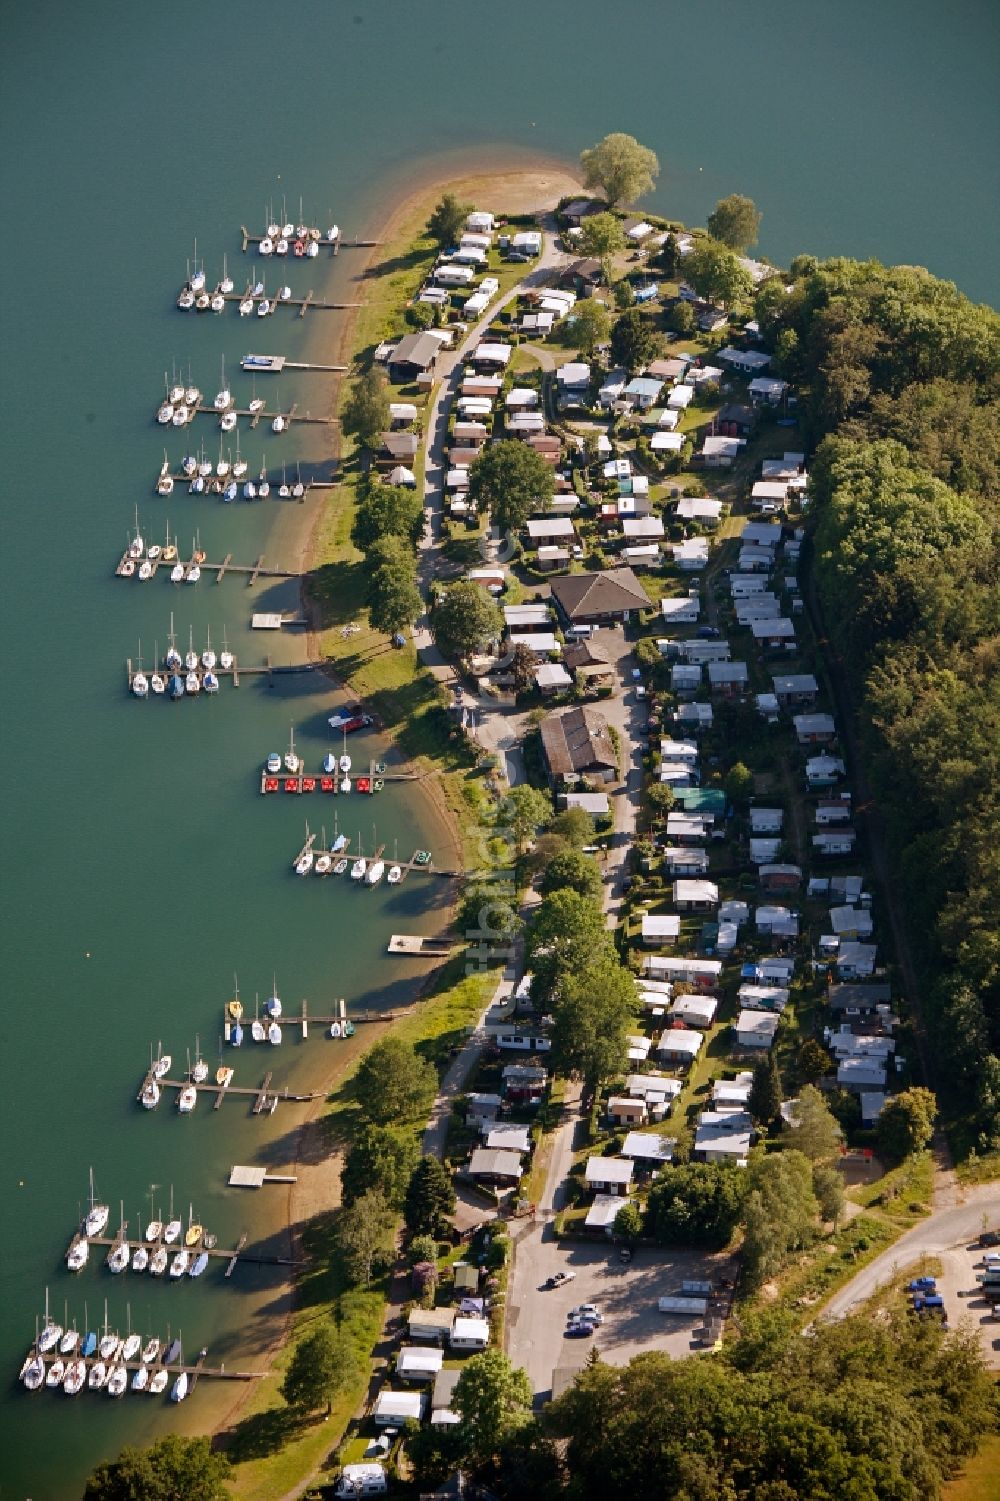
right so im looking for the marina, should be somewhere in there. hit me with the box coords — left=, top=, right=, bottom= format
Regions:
left=240, top=225, right=381, bottom=255
left=116, top=549, right=300, bottom=585
left=176, top=280, right=362, bottom=316
left=19, top=1341, right=266, bottom=1394
left=240, top=353, right=349, bottom=373
left=153, top=398, right=334, bottom=429
left=387, top=935, right=457, bottom=957
left=135, top=1066, right=323, bottom=1115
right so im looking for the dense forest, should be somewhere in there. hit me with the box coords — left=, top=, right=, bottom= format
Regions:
left=756, top=257, right=1000, bottom=1155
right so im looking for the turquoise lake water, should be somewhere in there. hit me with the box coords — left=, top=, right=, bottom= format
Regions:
left=0, top=1, right=996, bottom=1495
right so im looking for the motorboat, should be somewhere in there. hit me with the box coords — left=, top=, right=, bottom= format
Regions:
left=122, top=1333, right=142, bottom=1362
left=149, top=1369, right=169, bottom=1395
left=203, top=670, right=219, bottom=693
left=157, top=472, right=174, bottom=495
left=148, top=1247, right=168, bottom=1276
left=141, top=1077, right=159, bottom=1109
left=322, top=752, right=337, bottom=774
left=223, top=480, right=237, bottom=500
left=157, top=402, right=174, bottom=425
left=267, top=752, right=282, bottom=775
left=131, top=1364, right=149, bottom=1391
left=45, top=1359, right=66, bottom=1388
left=259, top=236, right=273, bottom=256
left=177, top=1084, right=197, bottom=1112
left=138, top=561, right=153, bottom=581
left=107, top=1365, right=128, bottom=1397
left=141, top=1337, right=160, bottom=1363
left=315, top=853, right=332, bottom=875
left=258, top=473, right=270, bottom=498
left=220, top=410, right=237, bottom=432
left=387, top=865, right=402, bottom=884
left=189, top=1252, right=210, bottom=1278
left=81, top=1332, right=98, bottom=1358
left=293, top=240, right=305, bottom=257
left=169, top=1249, right=191, bottom=1278
left=216, top=1065, right=234, bottom=1088
left=170, top=1371, right=190, bottom=1403
left=170, top=563, right=185, bottom=583
left=120, top=558, right=136, bottom=577
left=365, top=860, right=385, bottom=887
left=306, top=238, right=319, bottom=258
left=185, top=1218, right=204, bottom=1247
left=296, top=850, right=314, bottom=876
left=144, top=1220, right=163, bottom=1242
left=132, top=1245, right=149, bottom=1272
left=334, top=858, right=349, bottom=876
left=63, top=1360, right=87, bottom=1395
left=279, top=284, right=292, bottom=300
left=332, top=834, right=348, bottom=854
left=243, top=481, right=257, bottom=499
left=271, top=413, right=287, bottom=432
left=151, top=672, right=165, bottom=695
left=257, top=298, right=271, bottom=317
left=60, top=1329, right=80, bottom=1356
left=329, top=1022, right=342, bottom=1038
left=85, top=1173, right=110, bottom=1237
left=106, top=1240, right=129, bottom=1274
left=39, top=1321, right=63, bottom=1355
left=178, top=288, right=195, bottom=310
left=268, top=1021, right=282, bottom=1046
left=351, top=858, right=367, bottom=881
left=132, top=671, right=149, bottom=698
left=239, top=296, right=254, bottom=315
left=339, top=753, right=352, bottom=773
left=87, top=1361, right=108, bottom=1391
left=185, top=671, right=200, bottom=695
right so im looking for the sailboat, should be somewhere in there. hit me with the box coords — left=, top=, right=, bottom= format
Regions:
left=164, top=1190, right=182, bottom=1245
left=258, top=454, right=271, bottom=498
left=265, top=978, right=282, bottom=1018
left=202, top=630, right=216, bottom=671
left=177, top=1082, right=197, bottom=1113
left=38, top=1291, right=62, bottom=1353
left=185, top=1206, right=204, bottom=1247
left=190, top=1037, right=209, bottom=1084
left=315, top=827, right=333, bottom=876
left=295, top=825, right=314, bottom=876
left=132, top=646, right=149, bottom=699
left=219, top=628, right=234, bottom=673
left=351, top=836, right=367, bottom=881
left=278, top=462, right=290, bottom=499
left=106, top=1202, right=129, bottom=1272
left=232, top=429, right=248, bottom=480
left=387, top=840, right=402, bottom=884
left=284, top=726, right=301, bottom=773
left=251, top=995, right=266, bottom=1044
left=220, top=253, right=234, bottom=296
left=84, top=1168, right=110, bottom=1238
left=66, top=1237, right=89, bottom=1272
left=213, top=354, right=232, bottom=410
left=153, top=1042, right=172, bottom=1078
left=141, top=1073, right=160, bottom=1109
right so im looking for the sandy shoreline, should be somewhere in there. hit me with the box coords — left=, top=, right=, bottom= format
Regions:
left=216, top=151, right=580, bottom=1456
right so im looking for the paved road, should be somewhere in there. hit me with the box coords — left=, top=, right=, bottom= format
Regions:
left=823, top=1182, right=1000, bottom=1319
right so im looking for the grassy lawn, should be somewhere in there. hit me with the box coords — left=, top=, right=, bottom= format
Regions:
left=848, top=1150, right=934, bottom=1222
left=944, top=1436, right=1000, bottom=1501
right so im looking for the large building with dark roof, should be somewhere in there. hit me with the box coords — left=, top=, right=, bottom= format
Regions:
left=549, top=567, right=650, bottom=625
left=539, top=705, right=618, bottom=785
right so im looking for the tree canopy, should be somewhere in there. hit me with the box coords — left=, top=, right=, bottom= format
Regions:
left=645, top=1162, right=747, bottom=1248
left=549, top=956, right=637, bottom=1096
left=576, top=210, right=625, bottom=276
left=427, top=192, right=471, bottom=248
left=352, top=481, right=424, bottom=552
left=707, top=193, right=762, bottom=251
left=579, top=133, right=660, bottom=208
left=787, top=1084, right=843, bottom=1162
left=341, top=1124, right=420, bottom=1209
left=610, top=307, right=663, bottom=373
left=404, top=1154, right=456, bottom=1238
left=538, top=848, right=603, bottom=902
left=876, top=1087, right=937, bottom=1163
left=526, top=889, right=614, bottom=1004
left=83, top=1436, right=231, bottom=1501
left=684, top=238, right=754, bottom=309
left=340, top=366, right=390, bottom=448
left=748, top=1053, right=783, bottom=1126
left=498, top=783, right=552, bottom=854
left=281, top=1323, right=361, bottom=1415
left=468, top=439, right=555, bottom=536
left=354, top=1036, right=437, bottom=1125
left=454, top=1348, right=534, bottom=1463
left=366, top=534, right=423, bottom=637
left=336, top=1189, right=397, bottom=1286
left=563, top=298, right=611, bottom=356
left=433, top=580, right=504, bottom=661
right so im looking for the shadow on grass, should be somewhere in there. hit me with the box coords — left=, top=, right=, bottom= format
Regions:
left=221, top=1405, right=309, bottom=1462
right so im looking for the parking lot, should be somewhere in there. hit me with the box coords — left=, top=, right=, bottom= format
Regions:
left=506, top=1231, right=735, bottom=1398
left=934, top=1238, right=1000, bottom=1368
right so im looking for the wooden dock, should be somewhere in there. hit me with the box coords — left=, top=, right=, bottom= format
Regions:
left=240, top=354, right=349, bottom=374
left=240, top=225, right=381, bottom=255
left=19, top=1343, right=267, bottom=1389
left=117, top=550, right=299, bottom=585
left=65, top=1227, right=243, bottom=1268
left=388, top=935, right=456, bottom=957
left=223, top=996, right=403, bottom=1043
left=260, top=758, right=421, bottom=796
left=177, top=286, right=363, bottom=314
left=156, top=467, right=327, bottom=499
left=136, top=1067, right=322, bottom=1113
left=154, top=401, right=333, bottom=429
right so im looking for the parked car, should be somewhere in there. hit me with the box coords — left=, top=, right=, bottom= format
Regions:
left=568, top=1305, right=602, bottom=1324
left=978, top=1230, right=1000, bottom=1247
left=545, top=1271, right=576, bottom=1289
left=696, top=626, right=722, bottom=639
left=564, top=1321, right=595, bottom=1338
left=908, top=1277, right=937, bottom=1293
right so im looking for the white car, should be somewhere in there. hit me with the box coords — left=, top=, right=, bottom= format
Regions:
left=546, top=1270, right=576, bottom=1289
left=568, top=1304, right=602, bottom=1324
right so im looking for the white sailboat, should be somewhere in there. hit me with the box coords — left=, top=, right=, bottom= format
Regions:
left=213, top=354, right=232, bottom=411
left=84, top=1168, right=110, bottom=1238
left=284, top=726, right=301, bottom=774
left=191, top=1037, right=209, bottom=1084
left=251, top=994, right=266, bottom=1044
left=66, top=1238, right=89, bottom=1272
left=177, top=1084, right=197, bottom=1113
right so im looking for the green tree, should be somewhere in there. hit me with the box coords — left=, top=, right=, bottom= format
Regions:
left=580, top=132, right=660, bottom=208
left=453, top=1348, right=534, bottom=1463
left=340, top=366, right=390, bottom=449
left=725, top=761, right=754, bottom=805
left=657, top=232, right=680, bottom=278
left=646, top=1162, right=747, bottom=1248
left=498, top=783, right=552, bottom=854
left=742, top=1149, right=819, bottom=1288
left=798, top=1038, right=833, bottom=1085
left=707, top=194, right=762, bottom=252
left=550, top=806, right=596, bottom=847
left=433, top=580, right=504, bottom=661
left=83, top=1437, right=231, bottom=1501
left=367, top=535, right=422, bottom=637
left=577, top=210, right=626, bottom=282
left=468, top=439, right=555, bottom=536
left=610, top=307, right=663, bottom=374
left=748, top=1053, right=783, bottom=1127
left=427, top=192, right=471, bottom=249
left=563, top=298, right=611, bottom=356
left=456, top=882, right=522, bottom=945
left=550, top=956, right=638, bottom=1096
left=406, top=298, right=437, bottom=329
left=787, top=1084, right=842, bottom=1162
left=812, top=1163, right=846, bottom=1226
left=336, top=1189, right=397, bottom=1286
left=404, top=1155, right=456, bottom=1238
left=667, top=299, right=696, bottom=335
left=539, top=849, right=603, bottom=901
left=646, top=782, right=675, bottom=822
left=355, top=1036, right=438, bottom=1125
left=685, top=239, right=754, bottom=309
left=614, top=1200, right=645, bottom=1242
left=352, top=482, right=424, bottom=551
left=341, top=1124, right=420, bottom=1209
left=281, top=1323, right=361, bottom=1415
left=877, top=1087, right=937, bottom=1163
left=526, top=889, right=614, bottom=1003
left=408, top=1232, right=439, bottom=1265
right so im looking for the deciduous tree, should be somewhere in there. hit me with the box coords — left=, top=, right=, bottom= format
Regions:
left=577, top=210, right=626, bottom=281
left=549, top=956, right=637, bottom=1095
left=812, top=1163, right=846, bottom=1226
left=427, top=192, right=471, bottom=249
left=685, top=239, right=754, bottom=309
left=468, top=439, right=555, bottom=536
left=454, top=1348, right=534, bottom=1463
left=281, top=1323, right=361, bottom=1415
left=613, top=1200, right=645, bottom=1242
left=355, top=1036, right=437, bottom=1125
left=645, top=1162, right=747, bottom=1248
left=336, top=1189, right=397, bottom=1286
left=707, top=193, right=762, bottom=252
left=526, top=890, right=613, bottom=1003
left=367, top=535, right=422, bottom=637
left=507, top=640, right=541, bottom=695
left=341, top=1124, right=420, bottom=1209
left=538, top=849, right=603, bottom=901
left=580, top=133, right=660, bottom=208
left=748, top=1053, right=783, bottom=1127
left=550, top=806, right=596, bottom=847
left=787, top=1085, right=842, bottom=1163
left=877, top=1087, right=937, bottom=1163
left=498, top=783, right=552, bottom=854
left=341, top=366, right=390, bottom=449
left=433, top=580, right=503, bottom=661
left=84, top=1437, right=231, bottom=1501
left=798, top=1038, right=833, bottom=1085
left=742, top=1150, right=819, bottom=1287
left=563, top=298, right=611, bottom=356
left=352, top=482, right=424, bottom=551
left=610, top=307, right=663, bottom=374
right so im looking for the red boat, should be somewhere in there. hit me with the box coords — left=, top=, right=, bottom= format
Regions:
left=263, top=777, right=279, bottom=793
left=284, top=778, right=300, bottom=793
left=302, top=777, right=316, bottom=793
left=320, top=777, right=336, bottom=793
left=356, top=777, right=371, bottom=794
